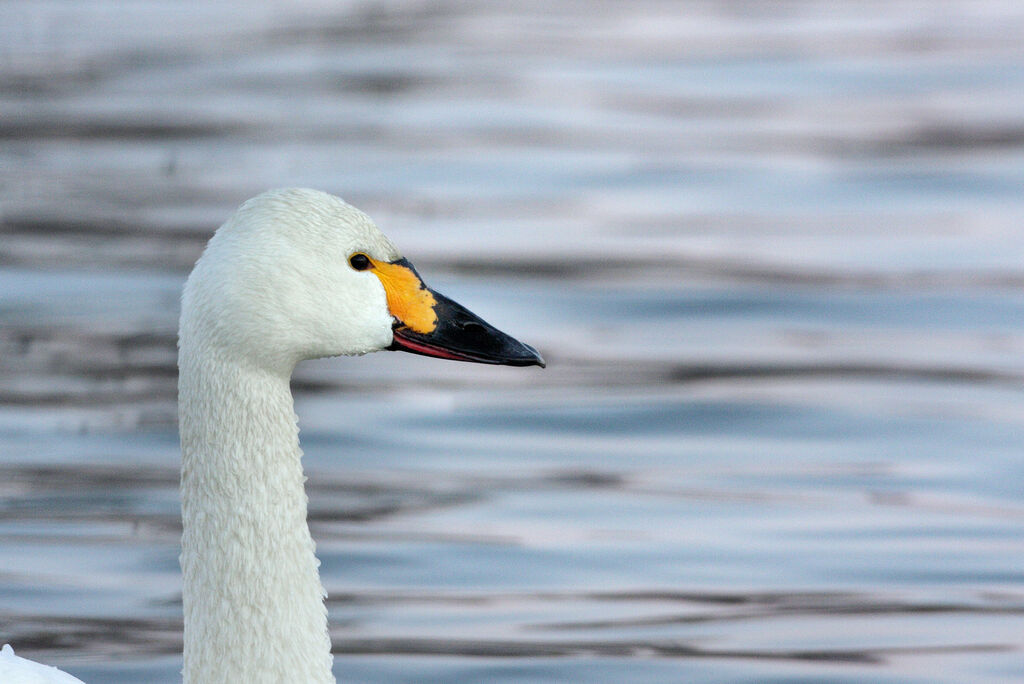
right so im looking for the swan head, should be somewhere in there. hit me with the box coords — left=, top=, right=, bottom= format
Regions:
left=180, top=188, right=544, bottom=372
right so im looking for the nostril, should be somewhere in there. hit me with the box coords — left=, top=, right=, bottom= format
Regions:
left=459, top=320, right=485, bottom=333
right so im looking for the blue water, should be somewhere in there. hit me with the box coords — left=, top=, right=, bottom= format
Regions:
left=2, top=2, right=1024, bottom=682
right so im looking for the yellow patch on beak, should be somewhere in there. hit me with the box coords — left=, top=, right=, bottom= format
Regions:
left=369, top=258, right=437, bottom=334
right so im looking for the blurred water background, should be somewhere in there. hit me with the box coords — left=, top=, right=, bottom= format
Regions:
left=2, top=1, right=1024, bottom=682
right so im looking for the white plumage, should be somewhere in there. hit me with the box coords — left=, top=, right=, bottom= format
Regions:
left=0, top=645, right=85, bottom=684
left=177, top=188, right=390, bottom=683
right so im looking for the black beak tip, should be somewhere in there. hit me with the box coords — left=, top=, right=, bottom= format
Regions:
left=494, top=337, right=545, bottom=368
left=521, top=345, right=546, bottom=368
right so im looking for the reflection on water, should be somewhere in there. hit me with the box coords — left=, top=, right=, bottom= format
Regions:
left=3, top=2, right=1024, bottom=683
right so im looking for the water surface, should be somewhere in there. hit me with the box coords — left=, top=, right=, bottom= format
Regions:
left=2, top=2, right=1024, bottom=682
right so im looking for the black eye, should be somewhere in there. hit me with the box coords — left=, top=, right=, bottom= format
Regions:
left=349, top=253, right=371, bottom=271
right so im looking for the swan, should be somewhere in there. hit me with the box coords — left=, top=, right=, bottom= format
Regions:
left=177, top=188, right=543, bottom=683
left=0, top=644, right=85, bottom=683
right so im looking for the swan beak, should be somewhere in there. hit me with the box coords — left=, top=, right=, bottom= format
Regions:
left=373, top=258, right=545, bottom=367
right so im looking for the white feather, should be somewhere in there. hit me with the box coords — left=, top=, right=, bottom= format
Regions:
left=0, top=645, right=85, bottom=684
left=178, top=189, right=405, bottom=684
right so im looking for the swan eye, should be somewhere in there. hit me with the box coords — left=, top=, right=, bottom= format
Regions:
left=349, top=253, right=371, bottom=271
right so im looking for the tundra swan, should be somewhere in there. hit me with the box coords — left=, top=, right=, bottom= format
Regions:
left=177, top=188, right=543, bottom=683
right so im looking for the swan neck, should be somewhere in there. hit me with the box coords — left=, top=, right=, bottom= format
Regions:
left=178, top=351, right=334, bottom=684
